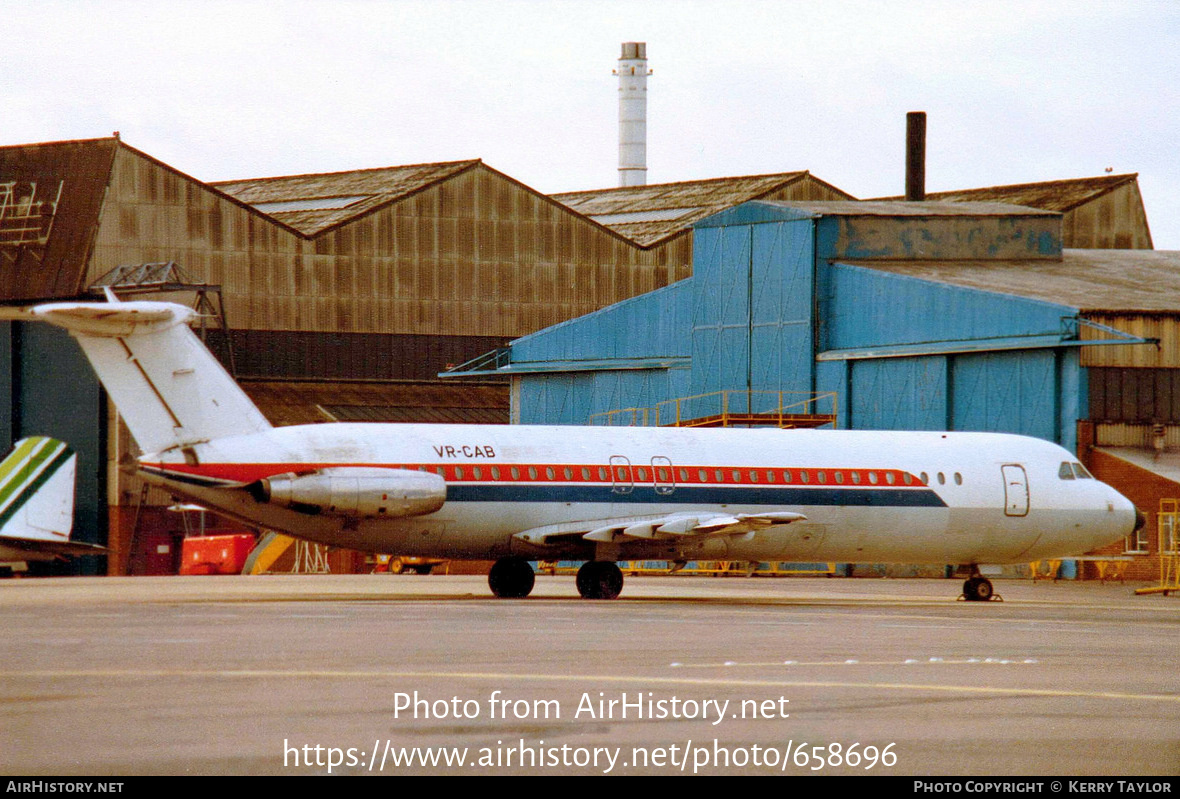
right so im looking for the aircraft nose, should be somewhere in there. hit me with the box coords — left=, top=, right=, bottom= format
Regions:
left=1134, top=507, right=1147, bottom=533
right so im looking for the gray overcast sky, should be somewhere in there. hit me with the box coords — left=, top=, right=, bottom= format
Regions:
left=6, top=0, right=1179, bottom=245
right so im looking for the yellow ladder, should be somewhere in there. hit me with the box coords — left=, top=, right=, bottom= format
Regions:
left=1135, top=499, right=1180, bottom=595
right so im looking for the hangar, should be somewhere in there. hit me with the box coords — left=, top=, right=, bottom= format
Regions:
left=0, top=133, right=1169, bottom=578
left=874, top=173, right=1154, bottom=250
left=449, top=199, right=1180, bottom=581
left=0, top=136, right=850, bottom=573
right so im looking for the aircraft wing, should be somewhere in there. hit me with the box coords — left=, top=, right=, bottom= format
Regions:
left=514, top=511, right=807, bottom=547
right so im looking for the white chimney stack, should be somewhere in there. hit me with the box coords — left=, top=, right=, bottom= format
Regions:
left=615, top=42, right=651, bottom=187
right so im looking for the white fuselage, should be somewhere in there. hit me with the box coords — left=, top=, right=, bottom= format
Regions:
left=138, top=424, right=1135, bottom=566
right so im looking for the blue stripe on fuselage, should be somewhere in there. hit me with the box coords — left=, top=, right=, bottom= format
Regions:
left=444, top=484, right=947, bottom=507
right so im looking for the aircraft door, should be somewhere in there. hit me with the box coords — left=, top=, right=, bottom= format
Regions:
left=651, top=456, right=675, bottom=495
left=1002, top=464, right=1029, bottom=517
left=609, top=455, right=634, bottom=494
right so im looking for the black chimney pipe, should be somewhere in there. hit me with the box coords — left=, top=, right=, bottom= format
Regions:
left=906, top=111, right=926, bottom=201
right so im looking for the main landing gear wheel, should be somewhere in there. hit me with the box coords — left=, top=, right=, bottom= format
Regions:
left=488, top=557, right=535, bottom=598
left=576, top=561, right=624, bottom=600
left=961, top=576, right=996, bottom=602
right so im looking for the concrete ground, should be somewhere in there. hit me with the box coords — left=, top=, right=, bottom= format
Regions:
left=0, top=573, right=1177, bottom=775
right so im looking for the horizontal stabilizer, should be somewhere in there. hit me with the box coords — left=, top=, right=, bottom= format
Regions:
left=0, top=536, right=106, bottom=558
left=13, top=300, right=272, bottom=455
left=0, top=301, right=193, bottom=336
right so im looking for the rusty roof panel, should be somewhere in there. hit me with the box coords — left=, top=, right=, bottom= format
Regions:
left=0, top=137, right=118, bottom=299
left=764, top=200, right=1059, bottom=218
left=241, top=380, right=508, bottom=427
left=844, top=249, right=1180, bottom=312
left=873, top=174, right=1139, bottom=213
left=552, top=172, right=834, bottom=246
left=213, top=160, right=480, bottom=236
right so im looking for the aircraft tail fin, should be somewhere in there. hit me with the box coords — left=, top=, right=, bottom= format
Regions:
left=0, top=437, right=77, bottom=544
left=2, top=301, right=272, bottom=455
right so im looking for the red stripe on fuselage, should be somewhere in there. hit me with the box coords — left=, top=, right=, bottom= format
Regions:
left=141, top=462, right=928, bottom=489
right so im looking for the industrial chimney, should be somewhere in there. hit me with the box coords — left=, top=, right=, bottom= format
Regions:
left=906, top=111, right=926, bottom=201
left=615, top=42, right=651, bottom=187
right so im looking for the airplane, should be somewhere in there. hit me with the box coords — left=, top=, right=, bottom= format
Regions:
left=0, top=297, right=1142, bottom=600
left=0, top=435, right=105, bottom=569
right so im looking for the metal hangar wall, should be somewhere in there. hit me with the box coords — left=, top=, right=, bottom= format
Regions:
left=497, top=199, right=1105, bottom=454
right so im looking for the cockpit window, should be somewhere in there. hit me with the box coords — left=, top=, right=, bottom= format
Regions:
left=1058, top=462, right=1076, bottom=480
left=1071, top=462, right=1094, bottom=479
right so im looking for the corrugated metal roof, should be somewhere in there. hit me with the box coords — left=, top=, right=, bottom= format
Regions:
left=757, top=200, right=1058, bottom=218
left=844, top=249, right=1180, bottom=312
left=552, top=172, right=831, bottom=246
left=873, top=174, right=1139, bottom=213
left=241, top=380, right=508, bottom=427
left=212, top=160, right=481, bottom=235
left=0, top=137, right=119, bottom=298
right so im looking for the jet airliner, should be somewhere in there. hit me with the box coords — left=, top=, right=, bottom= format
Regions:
left=1, top=298, right=1141, bottom=599
left=0, top=436, right=105, bottom=569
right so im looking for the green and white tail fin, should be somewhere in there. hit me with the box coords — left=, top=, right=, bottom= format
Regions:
left=1, top=300, right=272, bottom=456
left=0, top=437, right=76, bottom=545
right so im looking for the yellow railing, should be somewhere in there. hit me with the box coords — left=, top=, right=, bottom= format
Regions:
left=589, top=390, right=838, bottom=428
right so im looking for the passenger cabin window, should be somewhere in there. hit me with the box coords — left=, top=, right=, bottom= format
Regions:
left=954, top=472, right=963, bottom=485
left=1059, top=462, right=1076, bottom=480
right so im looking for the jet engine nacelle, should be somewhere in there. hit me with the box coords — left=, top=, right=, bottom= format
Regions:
left=256, top=467, right=446, bottom=518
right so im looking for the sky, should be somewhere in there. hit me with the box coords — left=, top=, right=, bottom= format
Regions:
left=5, top=0, right=1179, bottom=246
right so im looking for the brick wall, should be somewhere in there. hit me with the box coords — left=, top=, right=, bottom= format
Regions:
left=1083, top=448, right=1172, bottom=581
